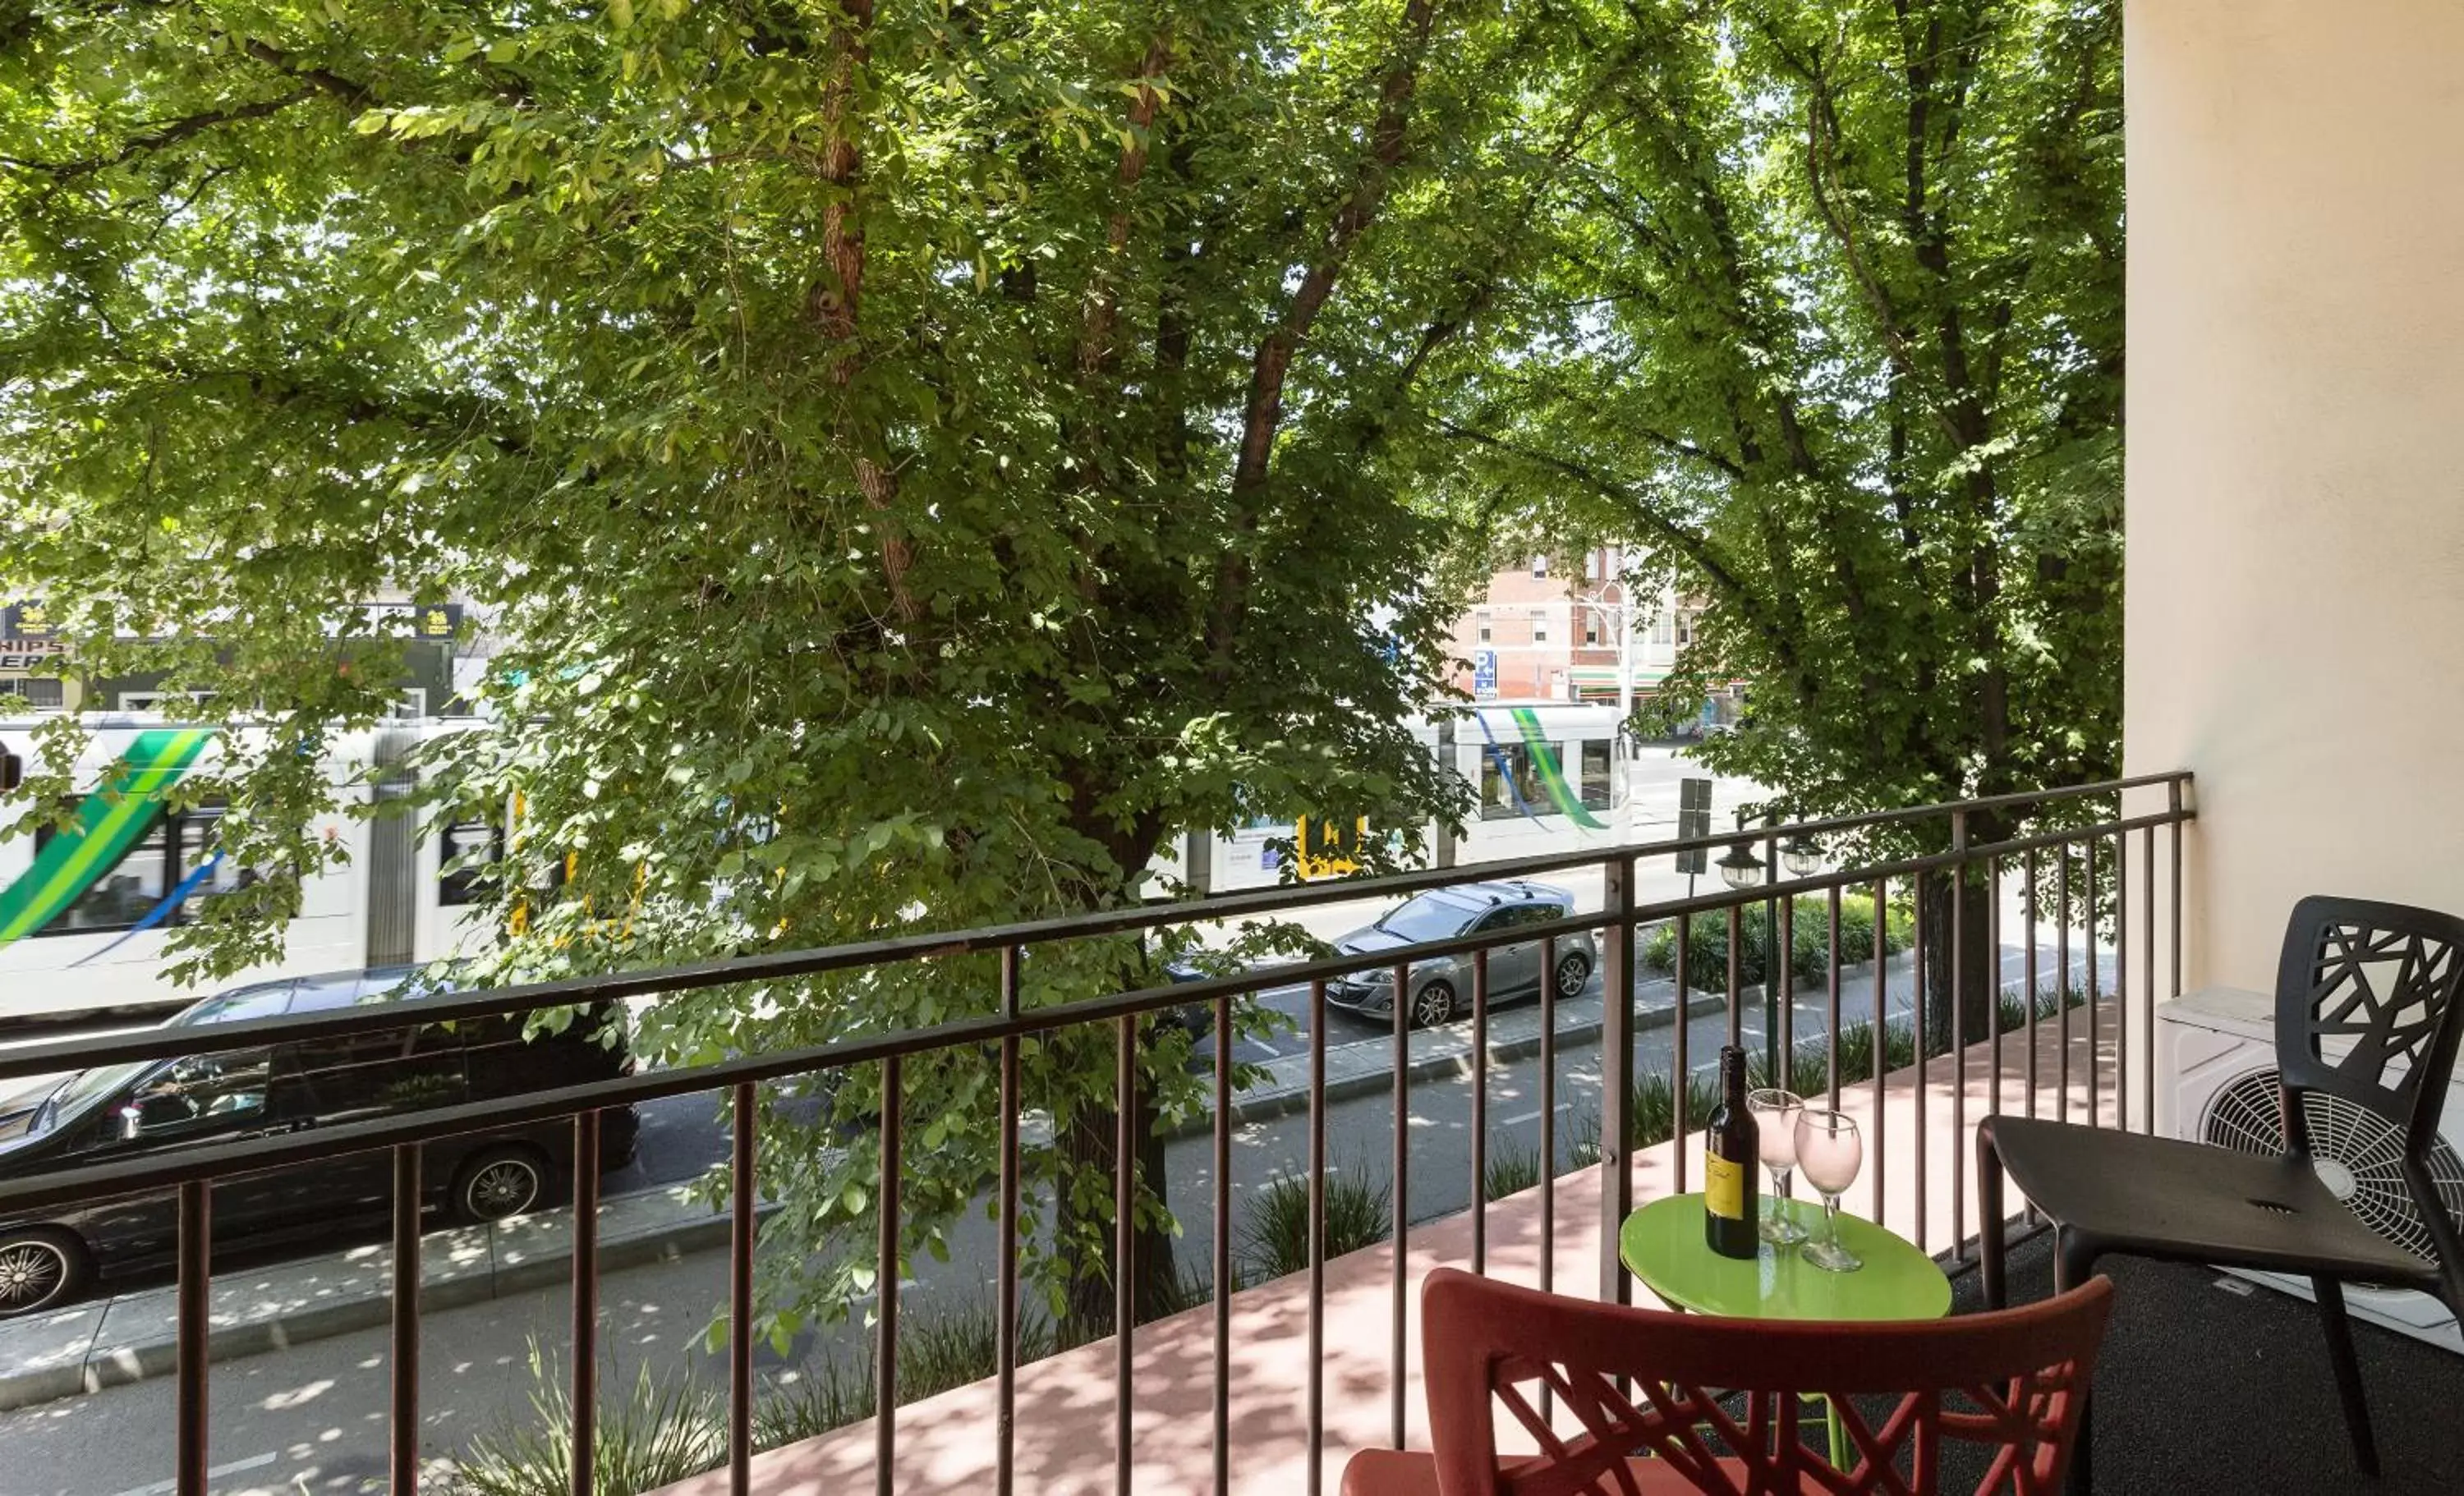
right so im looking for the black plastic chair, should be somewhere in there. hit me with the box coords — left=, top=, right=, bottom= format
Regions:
left=1979, top=895, right=2464, bottom=1489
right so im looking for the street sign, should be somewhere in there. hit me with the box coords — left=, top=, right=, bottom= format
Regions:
left=1473, top=649, right=1498, bottom=700
left=1676, top=776, right=1712, bottom=874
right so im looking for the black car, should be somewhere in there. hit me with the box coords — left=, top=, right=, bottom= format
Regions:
left=0, top=966, right=640, bottom=1318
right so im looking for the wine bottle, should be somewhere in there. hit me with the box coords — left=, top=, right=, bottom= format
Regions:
left=1703, top=1044, right=1759, bottom=1260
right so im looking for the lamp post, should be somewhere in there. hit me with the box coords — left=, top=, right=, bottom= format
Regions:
left=1716, top=815, right=1775, bottom=1078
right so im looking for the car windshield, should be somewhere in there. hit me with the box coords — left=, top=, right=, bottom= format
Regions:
left=34, top=1060, right=154, bottom=1133
left=1375, top=893, right=1479, bottom=943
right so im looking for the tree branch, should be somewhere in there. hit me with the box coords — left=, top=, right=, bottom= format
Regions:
left=1206, top=0, right=1442, bottom=677
left=3, top=86, right=316, bottom=181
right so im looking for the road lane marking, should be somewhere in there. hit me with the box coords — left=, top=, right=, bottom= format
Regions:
left=109, top=1452, right=276, bottom=1496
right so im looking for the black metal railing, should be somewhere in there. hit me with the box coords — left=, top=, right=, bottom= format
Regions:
left=0, top=772, right=2195, bottom=1496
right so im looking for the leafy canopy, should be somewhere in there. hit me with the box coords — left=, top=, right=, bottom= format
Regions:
left=0, top=0, right=1586, bottom=1331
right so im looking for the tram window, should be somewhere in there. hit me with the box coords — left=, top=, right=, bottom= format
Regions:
left=1579, top=741, right=1612, bottom=810
left=167, top=803, right=257, bottom=923
left=1479, top=744, right=1548, bottom=821
left=34, top=809, right=172, bottom=935
left=438, top=816, right=505, bottom=907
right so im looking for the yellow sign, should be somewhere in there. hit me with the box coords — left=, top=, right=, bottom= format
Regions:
left=1293, top=815, right=1367, bottom=880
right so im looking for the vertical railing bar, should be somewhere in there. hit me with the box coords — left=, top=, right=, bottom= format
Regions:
left=1725, top=904, right=1743, bottom=1049
left=1911, top=862, right=1927, bottom=1255
left=391, top=1144, right=422, bottom=1496
left=1539, top=931, right=1557, bottom=1423
left=2112, top=829, right=2128, bottom=1134
left=729, top=1087, right=756, bottom=1496
left=1115, top=1016, right=1136, bottom=1496
left=1870, top=878, right=1887, bottom=1224
left=1211, top=988, right=1232, bottom=1496
left=1673, top=911, right=1691, bottom=1193
left=2025, top=850, right=2039, bottom=1122
left=572, top=1108, right=601, bottom=1496
left=1307, top=976, right=1329, bottom=1496
left=176, top=1179, right=209, bottom=1496
left=1600, top=856, right=1636, bottom=1310
left=2170, top=782, right=2185, bottom=1003
left=2058, top=842, right=2072, bottom=1127
left=1471, top=948, right=1489, bottom=1274
left=2086, top=837, right=2102, bottom=1128
left=875, top=1061, right=901, bottom=1496
left=1950, top=810, right=1968, bottom=1262
left=1389, top=957, right=1409, bottom=1452
left=999, top=947, right=1023, bottom=1496
left=1988, top=856, right=2002, bottom=1122
left=2142, top=824, right=2158, bottom=1136
left=1825, top=886, right=1842, bottom=1108
left=1777, top=874, right=1794, bottom=1092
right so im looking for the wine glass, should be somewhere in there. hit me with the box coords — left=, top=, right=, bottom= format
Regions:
left=1745, top=1087, right=1808, bottom=1244
left=1794, top=1108, right=1864, bottom=1272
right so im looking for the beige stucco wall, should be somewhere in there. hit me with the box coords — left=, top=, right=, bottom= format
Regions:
left=2126, top=0, right=2464, bottom=994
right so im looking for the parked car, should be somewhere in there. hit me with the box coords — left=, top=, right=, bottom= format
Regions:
left=0, top=966, right=639, bottom=1318
left=1324, top=881, right=1597, bottom=1028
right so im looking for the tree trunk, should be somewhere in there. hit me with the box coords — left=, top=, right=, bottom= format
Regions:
left=1917, top=810, right=2009, bottom=1059
left=1057, top=1062, right=1179, bottom=1346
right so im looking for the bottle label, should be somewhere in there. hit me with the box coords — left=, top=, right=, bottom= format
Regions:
left=1705, top=1153, right=1745, bottom=1221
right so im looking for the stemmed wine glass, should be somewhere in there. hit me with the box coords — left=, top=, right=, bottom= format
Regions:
left=1745, top=1088, right=1808, bottom=1244
left=1793, top=1108, right=1864, bottom=1272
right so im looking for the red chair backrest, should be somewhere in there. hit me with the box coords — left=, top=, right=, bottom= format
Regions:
left=1420, top=1267, right=2114, bottom=1496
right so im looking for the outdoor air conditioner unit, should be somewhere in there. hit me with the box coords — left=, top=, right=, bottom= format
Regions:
left=2157, top=987, right=2464, bottom=1354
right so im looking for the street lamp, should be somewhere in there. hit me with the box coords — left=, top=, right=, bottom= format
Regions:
left=1716, top=839, right=1767, bottom=889
left=1782, top=833, right=1825, bottom=879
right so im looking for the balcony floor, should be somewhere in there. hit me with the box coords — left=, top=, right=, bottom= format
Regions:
left=655, top=1009, right=2464, bottom=1494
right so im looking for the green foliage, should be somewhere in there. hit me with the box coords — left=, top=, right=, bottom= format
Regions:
left=0, top=0, right=1561, bottom=1334
left=1624, top=981, right=2089, bottom=1151
left=1639, top=895, right=1910, bottom=993
left=452, top=1343, right=724, bottom=1496
left=1481, top=1140, right=1542, bottom=1201
left=754, top=1296, right=1069, bottom=1450
left=1438, top=0, right=2126, bottom=852
left=1238, top=1164, right=1392, bottom=1283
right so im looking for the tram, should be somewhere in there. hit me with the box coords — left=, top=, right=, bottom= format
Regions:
left=0, top=701, right=1633, bottom=1024
left=1170, top=701, right=1634, bottom=893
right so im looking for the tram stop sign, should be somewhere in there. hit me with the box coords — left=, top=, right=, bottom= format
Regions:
left=1676, top=776, right=1712, bottom=875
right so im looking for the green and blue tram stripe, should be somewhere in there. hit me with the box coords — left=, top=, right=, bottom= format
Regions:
left=1508, top=707, right=1610, bottom=831
left=0, top=727, right=214, bottom=949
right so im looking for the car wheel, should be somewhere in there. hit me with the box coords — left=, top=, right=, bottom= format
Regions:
left=0, top=1228, right=88, bottom=1319
left=1553, top=950, right=1593, bottom=998
left=454, top=1145, right=549, bottom=1224
left=1410, top=980, right=1458, bottom=1028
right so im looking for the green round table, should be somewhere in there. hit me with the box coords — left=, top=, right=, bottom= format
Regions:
left=1619, top=1194, right=1951, bottom=1323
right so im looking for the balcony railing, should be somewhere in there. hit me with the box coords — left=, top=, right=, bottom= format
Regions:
left=0, top=772, right=2195, bottom=1496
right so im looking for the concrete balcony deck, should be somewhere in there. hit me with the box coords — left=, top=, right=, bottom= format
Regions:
left=659, top=1005, right=2124, bottom=1495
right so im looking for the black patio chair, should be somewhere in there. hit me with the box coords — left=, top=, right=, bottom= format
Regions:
left=1979, top=895, right=2464, bottom=1490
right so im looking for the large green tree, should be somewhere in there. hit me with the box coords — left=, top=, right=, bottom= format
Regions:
left=0, top=0, right=1575, bottom=1338
left=1444, top=0, right=2123, bottom=1038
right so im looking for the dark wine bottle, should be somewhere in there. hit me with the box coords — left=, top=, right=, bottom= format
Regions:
left=1703, top=1044, right=1760, bottom=1260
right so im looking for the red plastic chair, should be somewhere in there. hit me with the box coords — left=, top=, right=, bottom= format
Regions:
left=1342, top=1267, right=2114, bottom=1496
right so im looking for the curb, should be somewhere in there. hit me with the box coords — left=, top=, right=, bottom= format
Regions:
left=1172, top=956, right=1908, bottom=1136
left=0, top=1187, right=752, bottom=1413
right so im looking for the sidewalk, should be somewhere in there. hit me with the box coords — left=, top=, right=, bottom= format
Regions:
left=0, top=1183, right=746, bottom=1411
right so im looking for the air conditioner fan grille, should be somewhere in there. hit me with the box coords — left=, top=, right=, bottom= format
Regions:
left=2201, top=1068, right=2464, bottom=1263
